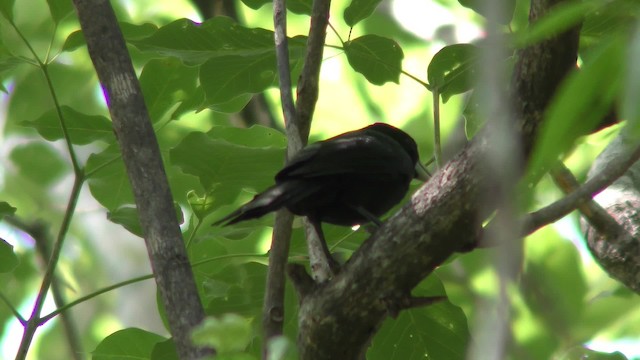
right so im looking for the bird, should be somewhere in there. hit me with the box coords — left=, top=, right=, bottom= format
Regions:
left=214, top=122, right=429, bottom=228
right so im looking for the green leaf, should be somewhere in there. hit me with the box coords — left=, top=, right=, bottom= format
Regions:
left=0, top=238, right=19, bottom=273
left=140, top=58, right=199, bottom=122
left=86, top=144, right=134, bottom=211
left=0, top=202, right=17, bottom=219
left=192, top=314, right=253, bottom=353
left=188, top=190, right=217, bottom=221
left=107, top=203, right=184, bottom=237
left=344, top=0, right=384, bottom=27
left=369, top=275, right=469, bottom=360
left=169, top=126, right=286, bottom=192
left=20, top=106, right=114, bottom=145
left=199, top=54, right=276, bottom=106
left=428, top=44, right=479, bottom=103
left=150, top=339, right=179, bottom=360
left=621, top=24, right=640, bottom=138
left=556, top=346, right=628, bottom=360
left=10, top=142, right=69, bottom=186
left=344, top=35, right=404, bottom=85
left=525, top=35, right=624, bottom=184
left=46, top=0, right=73, bottom=23
left=93, top=328, right=166, bottom=360
left=0, top=0, right=14, bottom=20
left=458, top=0, right=516, bottom=24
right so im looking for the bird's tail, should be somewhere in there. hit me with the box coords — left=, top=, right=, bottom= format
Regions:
left=213, top=181, right=319, bottom=226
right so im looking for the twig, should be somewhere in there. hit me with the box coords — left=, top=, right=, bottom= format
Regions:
left=520, top=145, right=640, bottom=236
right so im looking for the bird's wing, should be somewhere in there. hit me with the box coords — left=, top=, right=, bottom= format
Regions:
left=277, top=134, right=412, bottom=180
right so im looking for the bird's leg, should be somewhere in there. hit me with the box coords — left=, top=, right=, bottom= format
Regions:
left=304, top=218, right=340, bottom=281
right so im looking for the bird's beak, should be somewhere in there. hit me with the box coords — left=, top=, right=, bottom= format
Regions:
left=414, top=162, right=431, bottom=182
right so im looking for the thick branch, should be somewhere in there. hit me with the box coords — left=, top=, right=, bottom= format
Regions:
left=295, top=0, right=581, bottom=358
left=72, top=1, right=209, bottom=358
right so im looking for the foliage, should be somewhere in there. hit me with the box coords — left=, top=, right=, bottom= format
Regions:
left=0, top=0, right=639, bottom=359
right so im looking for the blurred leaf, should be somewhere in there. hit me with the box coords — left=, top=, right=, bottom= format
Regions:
left=622, top=24, right=640, bottom=138
left=140, top=58, right=198, bottom=123
left=20, top=106, right=113, bottom=145
left=556, top=346, right=628, bottom=360
left=522, top=228, right=587, bottom=333
left=107, top=202, right=184, bottom=238
left=0, top=202, right=17, bottom=219
left=0, top=238, right=19, bottom=273
left=61, top=30, right=86, bottom=53
left=93, top=328, right=166, bottom=360
left=427, top=44, right=479, bottom=103
left=344, top=0, right=383, bottom=27
left=462, top=92, right=483, bottom=139
left=192, top=314, right=253, bottom=352
left=46, top=0, right=73, bottom=23
left=0, top=0, right=14, bottom=20
left=582, top=0, right=638, bottom=39
left=512, top=0, right=602, bottom=48
left=266, top=336, right=298, bottom=360
left=458, top=0, right=516, bottom=24
left=10, top=142, right=68, bottom=186
left=369, top=275, right=470, bottom=360
left=525, top=34, right=624, bottom=184
left=344, top=35, right=404, bottom=85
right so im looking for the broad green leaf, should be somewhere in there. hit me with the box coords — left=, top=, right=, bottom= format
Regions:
left=369, top=275, right=469, bottom=360
left=150, top=339, right=179, bottom=360
left=20, top=106, right=113, bottom=145
left=344, top=0, right=383, bottom=27
left=61, top=31, right=86, bottom=53
left=93, top=328, right=166, bottom=360
left=86, top=144, right=134, bottom=211
left=582, top=0, right=638, bottom=39
left=169, top=126, right=286, bottom=193
left=0, top=238, right=19, bottom=273
left=140, top=58, right=198, bottom=123
left=0, top=0, right=14, bottom=20
left=192, top=314, right=253, bottom=352
left=200, top=54, right=276, bottom=106
left=344, top=35, right=404, bottom=85
left=130, top=17, right=305, bottom=65
left=0, top=202, right=16, bottom=219
left=458, top=0, right=516, bottom=24
left=10, top=142, right=69, bottom=186
left=46, top=0, right=73, bottom=23
left=427, top=44, right=479, bottom=103
left=512, top=0, right=602, bottom=48
left=525, top=35, right=624, bottom=184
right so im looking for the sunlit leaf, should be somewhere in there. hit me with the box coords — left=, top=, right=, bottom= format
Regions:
left=192, top=314, right=253, bottom=352
left=140, top=58, right=198, bottom=123
left=427, top=44, right=479, bottom=103
left=344, top=35, right=404, bottom=85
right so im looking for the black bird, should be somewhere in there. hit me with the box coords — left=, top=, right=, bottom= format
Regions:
left=214, top=122, right=429, bottom=227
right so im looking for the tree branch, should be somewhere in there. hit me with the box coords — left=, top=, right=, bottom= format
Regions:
left=295, top=0, right=581, bottom=357
left=72, top=1, right=210, bottom=358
